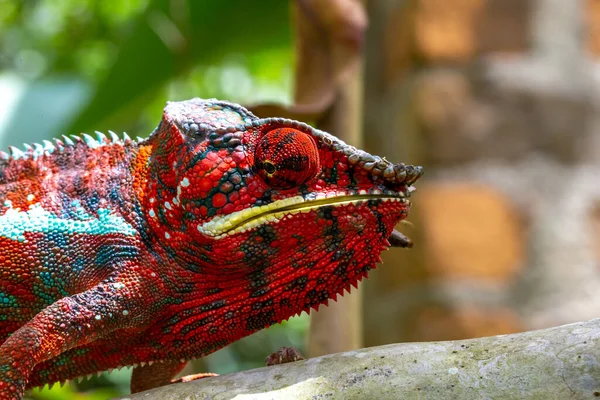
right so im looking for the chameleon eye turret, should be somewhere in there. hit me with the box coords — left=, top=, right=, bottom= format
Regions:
left=254, top=128, right=320, bottom=190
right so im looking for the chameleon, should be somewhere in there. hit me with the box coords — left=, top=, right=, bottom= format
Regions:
left=0, top=98, right=422, bottom=399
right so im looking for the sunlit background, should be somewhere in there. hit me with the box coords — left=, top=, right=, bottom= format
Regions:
left=2, top=0, right=600, bottom=398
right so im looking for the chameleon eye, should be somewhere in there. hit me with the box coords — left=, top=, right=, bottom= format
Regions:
left=255, top=128, right=320, bottom=190
left=262, top=160, right=277, bottom=174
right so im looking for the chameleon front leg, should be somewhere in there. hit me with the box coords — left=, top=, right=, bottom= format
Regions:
left=130, top=360, right=186, bottom=393
left=0, top=279, right=155, bottom=400
left=130, top=347, right=305, bottom=394
left=131, top=361, right=218, bottom=393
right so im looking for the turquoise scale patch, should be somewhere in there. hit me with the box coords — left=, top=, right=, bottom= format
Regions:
left=39, top=271, right=54, bottom=287
left=0, top=204, right=137, bottom=240
left=0, top=291, right=17, bottom=307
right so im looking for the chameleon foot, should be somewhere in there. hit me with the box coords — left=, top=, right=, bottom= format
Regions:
left=265, top=347, right=306, bottom=366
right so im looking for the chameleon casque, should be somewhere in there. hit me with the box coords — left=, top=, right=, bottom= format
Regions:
left=0, top=98, right=422, bottom=398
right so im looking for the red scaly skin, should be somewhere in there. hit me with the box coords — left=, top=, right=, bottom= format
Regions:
left=0, top=99, right=423, bottom=398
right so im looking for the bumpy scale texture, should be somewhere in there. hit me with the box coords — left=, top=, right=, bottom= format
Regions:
left=0, top=99, right=423, bottom=399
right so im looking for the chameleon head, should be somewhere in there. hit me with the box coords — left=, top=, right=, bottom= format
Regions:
left=145, top=98, right=422, bottom=320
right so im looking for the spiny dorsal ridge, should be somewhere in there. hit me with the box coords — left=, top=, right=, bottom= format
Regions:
left=3, top=131, right=138, bottom=161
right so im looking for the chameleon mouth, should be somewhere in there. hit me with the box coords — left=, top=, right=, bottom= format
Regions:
left=198, top=193, right=410, bottom=238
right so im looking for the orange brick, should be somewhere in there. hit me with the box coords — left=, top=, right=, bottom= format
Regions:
left=588, top=0, right=600, bottom=57
left=415, top=0, right=484, bottom=62
left=406, top=304, right=522, bottom=341
left=416, top=183, right=524, bottom=282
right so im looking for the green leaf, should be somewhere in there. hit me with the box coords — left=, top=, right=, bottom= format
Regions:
left=68, top=0, right=291, bottom=133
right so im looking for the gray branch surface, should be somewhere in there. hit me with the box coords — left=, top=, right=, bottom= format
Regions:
left=119, top=319, right=600, bottom=400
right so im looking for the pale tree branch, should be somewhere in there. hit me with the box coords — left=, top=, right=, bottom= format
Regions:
left=119, top=319, right=600, bottom=399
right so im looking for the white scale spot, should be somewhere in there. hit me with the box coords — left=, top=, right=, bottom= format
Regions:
left=165, top=232, right=171, bottom=239
left=149, top=198, right=155, bottom=204
left=149, top=209, right=156, bottom=218
left=123, top=310, right=129, bottom=316
left=165, top=202, right=172, bottom=210
left=26, top=194, right=35, bottom=202
left=151, top=272, right=156, bottom=277
left=181, top=177, right=190, bottom=187
left=95, top=315, right=101, bottom=320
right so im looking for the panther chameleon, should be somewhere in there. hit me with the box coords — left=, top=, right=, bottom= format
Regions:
left=0, top=98, right=422, bottom=398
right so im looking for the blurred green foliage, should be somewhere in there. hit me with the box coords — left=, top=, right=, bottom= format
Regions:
left=0, top=1, right=309, bottom=399
left=0, top=0, right=294, bottom=143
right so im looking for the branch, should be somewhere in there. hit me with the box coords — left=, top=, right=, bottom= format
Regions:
left=119, top=319, right=600, bottom=399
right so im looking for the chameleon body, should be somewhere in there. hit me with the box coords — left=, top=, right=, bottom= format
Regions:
left=0, top=99, right=422, bottom=398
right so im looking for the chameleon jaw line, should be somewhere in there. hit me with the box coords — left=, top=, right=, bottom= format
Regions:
left=198, top=194, right=409, bottom=238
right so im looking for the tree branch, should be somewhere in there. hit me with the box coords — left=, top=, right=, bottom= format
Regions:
left=119, top=319, right=600, bottom=399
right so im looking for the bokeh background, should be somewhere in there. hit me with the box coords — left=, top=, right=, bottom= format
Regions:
left=2, top=0, right=600, bottom=398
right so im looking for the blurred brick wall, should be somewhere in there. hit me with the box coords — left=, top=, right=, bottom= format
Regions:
left=363, top=0, right=600, bottom=345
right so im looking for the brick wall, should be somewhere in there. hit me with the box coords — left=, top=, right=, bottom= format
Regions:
left=363, top=0, right=600, bottom=345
